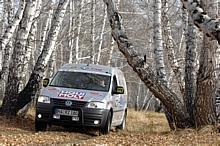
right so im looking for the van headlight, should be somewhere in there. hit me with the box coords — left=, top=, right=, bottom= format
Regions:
left=87, top=102, right=106, bottom=109
left=37, top=96, right=50, bottom=104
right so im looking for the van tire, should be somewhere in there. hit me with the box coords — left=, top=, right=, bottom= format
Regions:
left=35, top=120, right=47, bottom=132
left=116, top=113, right=126, bottom=130
left=100, top=111, right=112, bottom=135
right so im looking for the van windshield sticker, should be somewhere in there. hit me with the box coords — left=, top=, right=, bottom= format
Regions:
left=58, top=91, right=86, bottom=99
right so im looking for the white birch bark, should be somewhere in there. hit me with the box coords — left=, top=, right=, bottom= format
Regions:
left=68, top=0, right=74, bottom=63
left=36, top=1, right=54, bottom=61
left=103, top=0, right=190, bottom=128
left=107, top=0, right=120, bottom=66
left=5, top=0, right=39, bottom=98
left=181, top=0, right=220, bottom=43
left=153, top=0, right=166, bottom=84
left=195, top=0, right=218, bottom=127
left=0, top=0, right=14, bottom=84
left=75, top=0, right=85, bottom=64
left=0, top=0, right=4, bottom=37
left=0, top=0, right=26, bottom=71
left=21, top=0, right=42, bottom=87
left=162, top=0, right=184, bottom=95
left=135, top=79, right=142, bottom=111
left=96, top=6, right=107, bottom=64
left=46, top=50, right=56, bottom=78
left=2, top=0, right=69, bottom=114
left=90, top=0, right=96, bottom=64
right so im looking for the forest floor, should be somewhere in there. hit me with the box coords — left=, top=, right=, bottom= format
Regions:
left=0, top=109, right=220, bottom=145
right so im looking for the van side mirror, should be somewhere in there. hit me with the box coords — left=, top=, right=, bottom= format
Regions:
left=43, top=78, right=50, bottom=87
left=113, top=86, right=124, bottom=94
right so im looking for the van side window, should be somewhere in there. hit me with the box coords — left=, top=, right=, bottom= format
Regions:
left=112, top=76, right=118, bottom=94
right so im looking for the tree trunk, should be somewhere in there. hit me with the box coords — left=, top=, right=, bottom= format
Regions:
left=184, top=9, right=197, bottom=127
left=1, top=0, right=69, bottom=116
left=195, top=0, right=218, bottom=127
left=0, top=0, right=14, bottom=96
left=3, top=0, right=39, bottom=110
left=181, top=0, right=220, bottom=43
left=90, top=0, right=96, bottom=64
left=75, top=0, right=84, bottom=64
left=68, top=0, right=75, bottom=63
left=153, top=0, right=166, bottom=112
left=103, top=0, right=191, bottom=128
left=36, top=0, right=54, bottom=61
left=21, top=0, right=42, bottom=88
left=96, top=5, right=107, bottom=64
left=106, top=0, right=120, bottom=66
left=162, top=0, right=184, bottom=95
left=0, top=0, right=26, bottom=73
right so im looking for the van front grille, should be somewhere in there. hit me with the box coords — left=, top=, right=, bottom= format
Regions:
left=51, top=98, right=88, bottom=108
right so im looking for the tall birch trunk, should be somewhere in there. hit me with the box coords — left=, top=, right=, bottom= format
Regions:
left=4, top=0, right=39, bottom=102
left=0, top=0, right=14, bottom=96
left=21, top=0, right=42, bottom=87
left=90, top=0, right=96, bottom=64
left=96, top=5, right=107, bottom=64
left=46, top=50, right=56, bottom=78
left=153, top=0, right=166, bottom=88
left=75, top=0, right=84, bottom=63
left=103, top=0, right=191, bottom=128
left=0, top=0, right=26, bottom=73
left=68, top=0, right=75, bottom=63
left=195, top=0, right=218, bottom=127
left=153, top=0, right=175, bottom=130
left=107, top=0, right=120, bottom=66
left=1, top=0, right=69, bottom=116
left=36, top=1, right=54, bottom=61
left=184, top=9, right=197, bottom=126
left=162, top=0, right=184, bottom=95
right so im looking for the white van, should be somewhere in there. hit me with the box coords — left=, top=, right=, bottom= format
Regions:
left=35, top=63, right=127, bottom=134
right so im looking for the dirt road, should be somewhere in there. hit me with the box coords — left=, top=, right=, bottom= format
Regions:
left=1, top=110, right=220, bottom=145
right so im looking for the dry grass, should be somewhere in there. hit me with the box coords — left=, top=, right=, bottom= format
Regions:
left=1, top=108, right=220, bottom=145
left=126, top=109, right=170, bottom=133
left=87, top=109, right=220, bottom=145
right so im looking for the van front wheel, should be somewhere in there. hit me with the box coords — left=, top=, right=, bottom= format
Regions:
left=116, top=113, right=126, bottom=130
left=35, top=120, right=47, bottom=132
left=100, top=112, right=112, bottom=135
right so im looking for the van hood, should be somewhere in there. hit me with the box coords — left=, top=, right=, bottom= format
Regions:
left=40, top=86, right=109, bottom=102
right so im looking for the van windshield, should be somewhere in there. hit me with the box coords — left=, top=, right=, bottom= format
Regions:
left=50, top=71, right=111, bottom=92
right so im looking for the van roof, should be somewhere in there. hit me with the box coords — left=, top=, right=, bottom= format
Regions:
left=59, top=64, right=115, bottom=75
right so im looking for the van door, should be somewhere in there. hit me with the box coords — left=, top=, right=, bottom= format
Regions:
left=111, top=76, right=124, bottom=126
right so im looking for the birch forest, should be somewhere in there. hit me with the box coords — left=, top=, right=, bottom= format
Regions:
left=1, top=0, right=220, bottom=131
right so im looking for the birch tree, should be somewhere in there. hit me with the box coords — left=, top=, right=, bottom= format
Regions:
left=68, top=0, right=74, bottom=63
left=36, top=0, right=54, bottom=62
left=90, top=0, right=96, bottom=64
left=184, top=10, right=197, bottom=126
left=153, top=0, right=166, bottom=110
left=181, top=0, right=220, bottom=43
left=21, top=0, right=42, bottom=87
left=162, top=0, right=184, bottom=95
left=96, top=5, right=107, bottom=64
left=103, top=0, right=220, bottom=129
left=4, top=0, right=39, bottom=101
left=0, top=0, right=14, bottom=96
left=75, top=0, right=85, bottom=63
left=195, top=0, right=218, bottom=127
left=0, top=0, right=26, bottom=74
left=1, top=0, right=69, bottom=115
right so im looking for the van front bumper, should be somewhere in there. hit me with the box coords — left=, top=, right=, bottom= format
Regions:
left=35, top=103, right=109, bottom=128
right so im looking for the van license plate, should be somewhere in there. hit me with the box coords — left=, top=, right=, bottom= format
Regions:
left=56, top=109, right=79, bottom=116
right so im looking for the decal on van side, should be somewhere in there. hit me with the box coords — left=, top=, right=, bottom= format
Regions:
left=58, top=91, right=86, bottom=99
